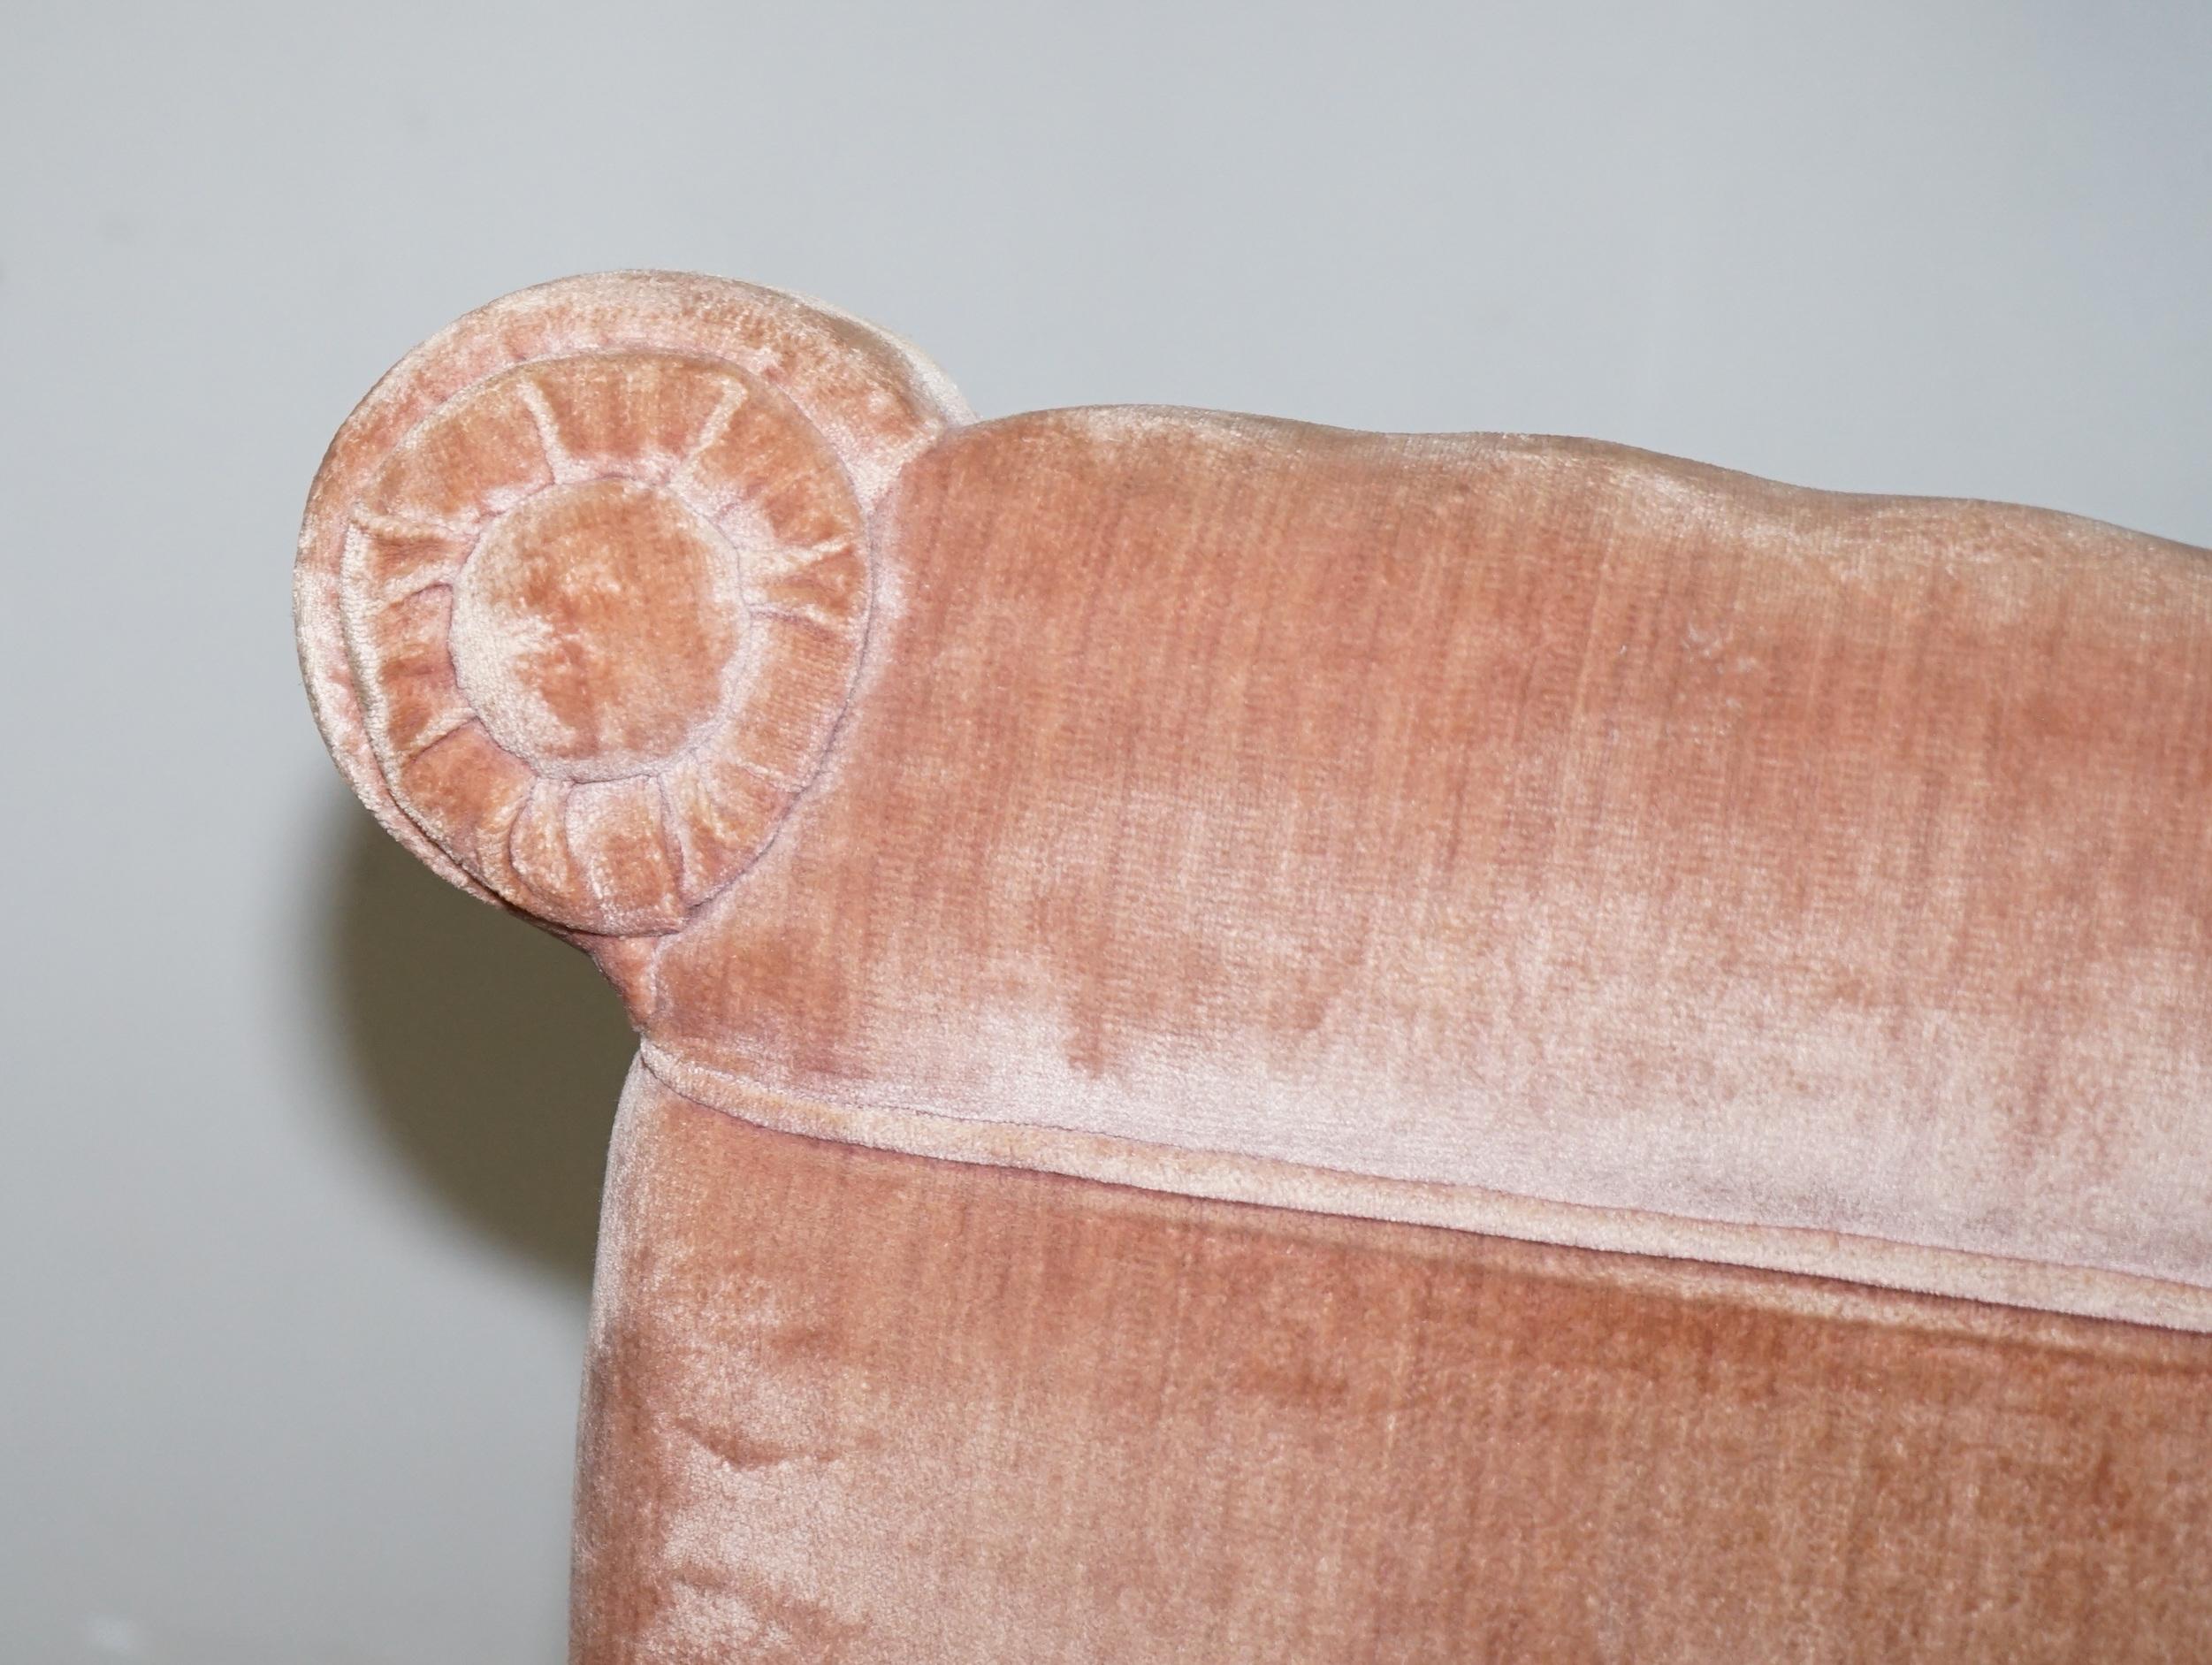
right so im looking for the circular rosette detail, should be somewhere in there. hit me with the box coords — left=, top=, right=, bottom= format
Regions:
left=342, top=351, right=871, bottom=934
left=298, top=272, right=965, bottom=936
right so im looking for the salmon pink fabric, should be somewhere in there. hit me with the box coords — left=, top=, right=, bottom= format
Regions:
left=298, top=272, right=2212, bottom=1660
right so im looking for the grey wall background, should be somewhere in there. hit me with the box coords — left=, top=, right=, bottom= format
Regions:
left=3, top=3, right=2207, bottom=1660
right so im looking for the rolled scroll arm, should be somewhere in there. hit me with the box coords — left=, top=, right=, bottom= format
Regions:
left=295, top=271, right=966, bottom=936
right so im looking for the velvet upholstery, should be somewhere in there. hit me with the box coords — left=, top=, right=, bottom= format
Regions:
left=578, top=1063, right=2212, bottom=1662
left=297, top=272, right=2212, bottom=1659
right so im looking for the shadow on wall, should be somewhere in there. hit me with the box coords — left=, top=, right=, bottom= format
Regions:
left=324, top=808, right=638, bottom=1287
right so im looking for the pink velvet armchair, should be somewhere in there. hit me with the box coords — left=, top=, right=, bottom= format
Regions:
left=299, top=271, right=2212, bottom=1661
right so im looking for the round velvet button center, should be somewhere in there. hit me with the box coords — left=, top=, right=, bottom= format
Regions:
left=451, top=478, right=743, bottom=781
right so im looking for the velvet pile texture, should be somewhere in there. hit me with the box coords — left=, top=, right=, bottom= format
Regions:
left=577, top=1064, right=2212, bottom=1662
left=298, top=272, right=2212, bottom=1661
